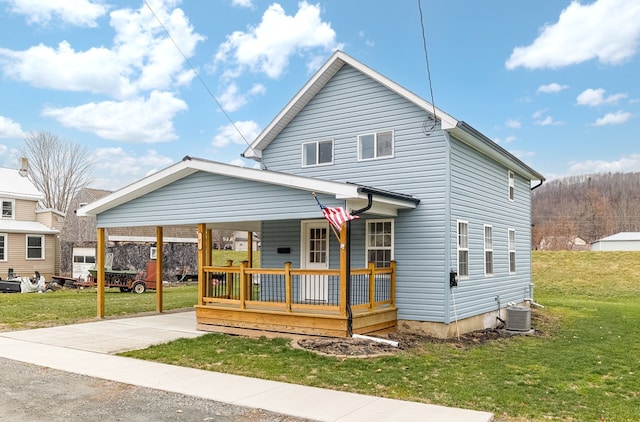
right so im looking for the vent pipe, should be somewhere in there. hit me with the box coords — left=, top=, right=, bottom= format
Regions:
left=18, top=157, right=28, bottom=177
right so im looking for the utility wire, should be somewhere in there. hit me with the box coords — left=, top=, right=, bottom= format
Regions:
left=143, top=1, right=257, bottom=157
left=418, top=0, right=438, bottom=134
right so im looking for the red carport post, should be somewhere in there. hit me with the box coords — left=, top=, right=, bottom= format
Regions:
left=156, top=226, right=163, bottom=312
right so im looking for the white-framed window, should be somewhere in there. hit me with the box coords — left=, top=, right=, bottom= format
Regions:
left=484, top=225, right=493, bottom=276
left=1, top=199, right=14, bottom=219
left=508, top=229, right=516, bottom=273
left=358, top=130, right=394, bottom=160
left=457, top=220, right=469, bottom=278
left=302, top=139, right=333, bottom=167
left=508, top=170, right=515, bottom=201
left=26, top=234, right=44, bottom=259
left=366, top=219, right=393, bottom=267
left=0, top=233, right=7, bottom=261
left=150, top=246, right=157, bottom=260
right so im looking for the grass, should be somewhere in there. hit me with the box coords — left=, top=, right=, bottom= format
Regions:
left=2, top=251, right=640, bottom=420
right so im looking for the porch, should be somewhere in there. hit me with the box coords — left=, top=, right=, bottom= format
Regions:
left=196, top=261, right=397, bottom=337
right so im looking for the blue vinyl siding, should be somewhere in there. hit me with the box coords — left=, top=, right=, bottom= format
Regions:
left=448, top=136, right=532, bottom=321
left=96, top=173, right=341, bottom=228
left=261, top=65, right=450, bottom=322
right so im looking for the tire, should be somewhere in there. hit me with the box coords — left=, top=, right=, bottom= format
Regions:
left=132, top=282, right=146, bottom=294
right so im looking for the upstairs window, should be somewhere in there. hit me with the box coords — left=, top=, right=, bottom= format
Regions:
left=358, top=131, right=394, bottom=160
left=366, top=220, right=393, bottom=267
left=508, top=170, right=515, bottom=201
left=1, top=199, right=14, bottom=219
left=457, top=220, right=469, bottom=278
left=302, top=140, right=333, bottom=167
left=26, top=234, right=44, bottom=259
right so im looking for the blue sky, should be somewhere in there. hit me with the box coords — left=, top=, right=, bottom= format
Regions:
left=0, top=0, right=638, bottom=190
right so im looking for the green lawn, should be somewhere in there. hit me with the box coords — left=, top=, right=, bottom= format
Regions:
left=2, top=251, right=639, bottom=421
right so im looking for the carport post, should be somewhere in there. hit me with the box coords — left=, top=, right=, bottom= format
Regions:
left=156, top=226, right=163, bottom=312
left=97, top=227, right=105, bottom=318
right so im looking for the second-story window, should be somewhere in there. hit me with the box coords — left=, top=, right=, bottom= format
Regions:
left=302, top=140, right=333, bottom=167
left=508, top=170, right=515, bottom=201
left=358, top=130, right=394, bottom=160
left=1, top=199, right=14, bottom=219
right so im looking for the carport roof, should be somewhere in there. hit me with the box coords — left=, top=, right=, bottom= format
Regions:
left=77, top=156, right=420, bottom=219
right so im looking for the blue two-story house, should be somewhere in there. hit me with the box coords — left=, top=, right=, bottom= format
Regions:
left=80, top=51, right=544, bottom=338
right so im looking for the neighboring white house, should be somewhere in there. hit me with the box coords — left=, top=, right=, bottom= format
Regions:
left=590, top=232, right=640, bottom=251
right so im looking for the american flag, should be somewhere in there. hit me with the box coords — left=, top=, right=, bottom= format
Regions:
left=321, top=205, right=360, bottom=233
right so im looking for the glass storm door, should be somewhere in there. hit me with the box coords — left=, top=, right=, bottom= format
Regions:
left=301, top=221, right=329, bottom=303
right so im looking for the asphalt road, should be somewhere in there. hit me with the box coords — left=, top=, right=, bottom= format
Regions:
left=0, top=358, right=312, bottom=422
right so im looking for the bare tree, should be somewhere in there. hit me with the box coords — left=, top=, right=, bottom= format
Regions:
left=19, top=131, right=93, bottom=213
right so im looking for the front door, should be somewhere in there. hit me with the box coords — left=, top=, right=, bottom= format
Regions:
left=301, top=220, right=329, bottom=303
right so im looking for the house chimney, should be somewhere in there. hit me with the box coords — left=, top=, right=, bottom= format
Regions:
left=19, top=157, right=28, bottom=177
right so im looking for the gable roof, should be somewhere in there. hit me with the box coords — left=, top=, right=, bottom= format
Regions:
left=77, top=156, right=419, bottom=218
left=0, top=167, right=43, bottom=201
left=593, top=232, right=640, bottom=243
left=242, top=50, right=544, bottom=182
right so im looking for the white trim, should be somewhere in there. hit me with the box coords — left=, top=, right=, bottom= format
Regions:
left=301, top=139, right=334, bottom=167
left=508, top=170, right=515, bottom=202
left=25, top=233, right=45, bottom=260
left=0, top=232, right=7, bottom=261
left=243, top=50, right=458, bottom=160
left=508, top=228, right=516, bottom=274
left=365, top=219, right=394, bottom=267
left=484, top=224, right=493, bottom=277
left=1, top=198, right=15, bottom=220
left=77, top=157, right=418, bottom=217
left=357, top=130, right=395, bottom=161
left=457, top=220, right=469, bottom=279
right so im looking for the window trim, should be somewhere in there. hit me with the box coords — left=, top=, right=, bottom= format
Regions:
left=457, top=220, right=469, bottom=279
left=357, top=130, right=394, bottom=161
left=508, top=170, right=515, bottom=202
left=26, top=234, right=45, bottom=260
left=365, top=219, right=394, bottom=268
left=484, top=225, right=493, bottom=277
left=0, top=233, right=7, bottom=261
left=1, top=199, right=15, bottom=220
left=301, top=139, right=334, bottom=167
left=508, top=228, right=516, bottom=274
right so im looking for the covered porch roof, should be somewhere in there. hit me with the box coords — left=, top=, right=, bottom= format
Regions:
left=77, top=156, right=420, bottom=231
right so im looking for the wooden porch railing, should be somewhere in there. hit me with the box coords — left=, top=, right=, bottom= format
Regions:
left=201, top=261, right=396, bottom=316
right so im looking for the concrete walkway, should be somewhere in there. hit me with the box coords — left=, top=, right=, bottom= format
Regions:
left=0, top=311, right=493, bottom=422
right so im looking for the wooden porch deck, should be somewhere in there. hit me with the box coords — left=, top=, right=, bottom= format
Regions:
left=195, top=261, right=397, bottom=337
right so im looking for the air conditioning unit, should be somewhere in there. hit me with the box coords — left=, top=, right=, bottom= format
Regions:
left=505, top=306, right=531, bottom=331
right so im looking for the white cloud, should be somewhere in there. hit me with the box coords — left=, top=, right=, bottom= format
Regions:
left=218, top=82, right=266, bottom=112
left=534, top=115, right=563, bottom=126
left=576, top=88, right=628, bottom=106
left=505, top=119, right=521, bottom=129
left=537, top=83, right=569, bottom=94
left=568, top=153, right=640, bottom=175
left=42, top=91, right=188, bottom=142
left=592, top=111, right=633, bottom=126
left=506, top=0, right=640, bottom=69
left=231, top=0, right=253, bottom=8
left=89, top=147, right=174, bottom=190
left=215, top=1, right=341, bottom=79
left=3, top=0, right=109, bottom=27
left=212, top=120, right=261, bottom=148
left=0, top=116, right=25, bottom=138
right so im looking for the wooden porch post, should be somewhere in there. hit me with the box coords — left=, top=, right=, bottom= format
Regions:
left=204, top=229, right=212, bottom=297
left=368, top=261, right=376, bottom=311
left=390, top=260, right=397, bottom=307
left=247, top=231, right=253, bottom=267
left=197, top=224, right=206, bottom=306
left=155, top=226, right=163, bottom=312
left=339, top=222, right=348, bottom=317
left=284, top=261, right=292, bottom=312
left=96, top=227, right=105, bottom=318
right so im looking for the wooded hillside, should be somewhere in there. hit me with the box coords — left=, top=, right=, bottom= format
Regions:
left=531, top=172, right=640, bottom=249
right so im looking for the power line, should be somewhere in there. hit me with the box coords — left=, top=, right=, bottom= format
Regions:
left=417, top=0, right=438, bottom=135
left=142, top=1, right=257, bottom=157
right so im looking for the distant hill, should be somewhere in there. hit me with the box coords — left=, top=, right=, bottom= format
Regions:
left=532, top=172, right=640, bottom=249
